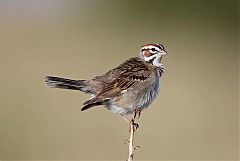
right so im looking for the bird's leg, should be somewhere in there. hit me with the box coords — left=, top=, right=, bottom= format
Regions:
left=131, top=109, right=140, bottom=131
left=133, top=109, right=141, bottom=119
left=137, top=110, right=141, bottom=119
left=123, top=109, right=141, bottom=124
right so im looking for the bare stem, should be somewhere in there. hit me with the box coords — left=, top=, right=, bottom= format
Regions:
left=127, top=119, right=134, bottom=161
left=126, top=112, right=140, bottom=161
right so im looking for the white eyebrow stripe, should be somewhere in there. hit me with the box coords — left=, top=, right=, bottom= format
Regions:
left=142, top=46, right=160, bottom=51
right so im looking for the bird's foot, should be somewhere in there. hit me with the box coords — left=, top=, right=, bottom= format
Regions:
left=130, top=119, right=139, bottom=132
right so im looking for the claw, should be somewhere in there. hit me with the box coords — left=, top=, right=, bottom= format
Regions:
left=133, top=122, right=139, bottom=131
left=129, top=119, right=139, bottom=132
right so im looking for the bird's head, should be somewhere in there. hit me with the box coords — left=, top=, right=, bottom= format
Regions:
left=139, top=43, right=167, bottom=67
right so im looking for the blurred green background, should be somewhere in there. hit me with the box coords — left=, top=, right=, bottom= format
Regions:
left=0, top=0, right=239, bottom=160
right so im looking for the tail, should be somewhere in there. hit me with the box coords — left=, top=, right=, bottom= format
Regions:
left=45, top=76, right=100, bottom=110
left=45, top=76, right=86, bottom=91
left=81, top=97, right=109, bottom=111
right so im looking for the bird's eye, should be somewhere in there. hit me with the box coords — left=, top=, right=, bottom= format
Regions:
left=151, top=48, right=156, bottom=51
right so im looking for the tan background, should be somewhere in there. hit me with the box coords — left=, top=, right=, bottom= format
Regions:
left=0, top=0, right=239, bottom=160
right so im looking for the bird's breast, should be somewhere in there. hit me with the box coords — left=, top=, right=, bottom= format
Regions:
left=138, top=73, right=160, bottom=110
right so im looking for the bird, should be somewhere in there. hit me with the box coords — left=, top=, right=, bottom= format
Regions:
left=45, top=43, right=167, bottom=117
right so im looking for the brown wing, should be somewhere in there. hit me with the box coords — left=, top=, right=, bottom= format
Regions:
left=84, top=57, right=144, bottom=94
left=96, top=68, right=151, bottom=97
left=82, top=57, right=153, bottom=108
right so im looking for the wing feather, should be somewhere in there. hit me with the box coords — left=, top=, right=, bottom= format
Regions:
left=95, top=58, right=152, bottom=98
left=82, top=57, right=154, bottom=108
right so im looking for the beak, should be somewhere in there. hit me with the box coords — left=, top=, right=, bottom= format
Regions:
left=160, top=50, right=167, bottom=56
left=158, top=50, right=167, bottom=63
left=164, top=48, right=168, bottom=54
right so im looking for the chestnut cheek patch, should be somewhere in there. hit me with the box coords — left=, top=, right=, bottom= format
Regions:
left=144, top=51, right=152, bottom=57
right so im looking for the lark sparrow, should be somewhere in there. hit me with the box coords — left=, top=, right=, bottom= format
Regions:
left=45, top=43, right=167, bottom=116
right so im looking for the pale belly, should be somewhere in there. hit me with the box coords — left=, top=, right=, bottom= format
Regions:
left=104, top=77, right=160, bottom=116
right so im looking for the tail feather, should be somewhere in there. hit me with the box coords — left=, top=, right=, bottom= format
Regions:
left=45, top=76, right=85, bottom=91
left=45, top=76, right=103, bottom=110
left=81, top=97, right=109, bottom=111
left=81, top=102, right=102, bottom=111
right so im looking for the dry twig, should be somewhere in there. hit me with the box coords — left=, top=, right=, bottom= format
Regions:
left=126, top=111, right=140, bottom=161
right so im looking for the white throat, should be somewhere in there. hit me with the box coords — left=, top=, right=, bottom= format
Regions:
left=152, top=54, right=163, bottom=67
